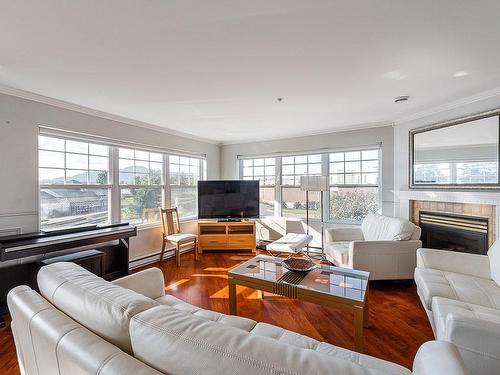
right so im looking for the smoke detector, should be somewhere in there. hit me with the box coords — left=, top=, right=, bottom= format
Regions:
left=394, top=96, right=410, bottom=104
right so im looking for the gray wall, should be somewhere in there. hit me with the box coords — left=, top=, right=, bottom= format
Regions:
left=0, top=92, right=220, bottom=260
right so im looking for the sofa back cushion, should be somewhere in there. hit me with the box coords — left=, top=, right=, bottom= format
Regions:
left=130, top=306, right=374, bottom=375
left=37, top=262, right=159, bottom=354
left=488, top=240, right=500, bottom=286
left=361, top=213, right=417, bottom=241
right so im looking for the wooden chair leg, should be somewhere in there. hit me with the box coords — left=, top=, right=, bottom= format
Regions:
left=160, top=240, right=167, bottom=264
left=176, top=242, right=181, bottom=267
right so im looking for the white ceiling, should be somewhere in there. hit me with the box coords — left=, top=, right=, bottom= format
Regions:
left=1, top=1, right=500, bottom=144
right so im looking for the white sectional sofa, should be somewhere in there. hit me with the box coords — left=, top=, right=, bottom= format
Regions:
left=415, top=246, right=500, bottom=375
left=324, top=214, right=422, bottom=280
left=8, top=262, right=467, bottom=375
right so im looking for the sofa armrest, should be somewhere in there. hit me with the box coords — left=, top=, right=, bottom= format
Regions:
left=324, top=227, right=364, bottom=243
left=112, top=268, right=165, bottom=299
left=349, top=240, right=422, bottom=279
left=445, top=313, right=500, bottom=372
left=416, top=248, right=491, bottom=279
left=412, top=341, right=467, bottom=375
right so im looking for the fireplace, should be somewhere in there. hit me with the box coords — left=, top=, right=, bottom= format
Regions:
left=419, top=211, right=488, bottom=255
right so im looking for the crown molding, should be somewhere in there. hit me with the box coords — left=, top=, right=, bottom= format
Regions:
left=394, top=86, right=500, bottom=125
left=220, top=120, right=394, bottom=146
left=0, top=84, right=220, bottom=145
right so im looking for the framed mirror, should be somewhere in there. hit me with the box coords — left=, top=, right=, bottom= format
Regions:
left=410, top=109, right=500, bottom=189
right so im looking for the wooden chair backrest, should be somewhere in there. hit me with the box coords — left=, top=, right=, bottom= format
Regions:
left=159, top=207, right=180, bottom=236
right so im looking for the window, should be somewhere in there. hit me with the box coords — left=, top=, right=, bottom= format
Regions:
left=38, top=136, right=110, bottom=229
left=242, top=158, right=276, bottom=216
left=169, top=156, right=203, bottom=219
left=329, top=149, right=379, bottom=222
left=281, top=154, right=322, bottom=218
left=119, top=148, right=163, bottom=224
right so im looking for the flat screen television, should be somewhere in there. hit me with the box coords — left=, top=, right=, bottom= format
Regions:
left=198, top=180, right=259, bottom=219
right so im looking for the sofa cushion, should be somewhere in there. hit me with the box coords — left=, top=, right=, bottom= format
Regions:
left=37, top=262, right=159, bottom=354
left=250, top=323, right=410, bottom=374
left=415, top=267, right=500, bottom=310
left=130, top=305, right=410, bottom=375
left=361, top=214, right=416, bottom=241
left=488, top=240, right=500, bottom=287
left=325, top=241, right=350, bottom=266
left=156, top=294, right=257, bottom=331
left=432, top=296, right=500, bottom=339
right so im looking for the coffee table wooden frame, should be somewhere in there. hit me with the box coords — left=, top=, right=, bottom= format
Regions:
left=228, top=266, right=369, bottom=352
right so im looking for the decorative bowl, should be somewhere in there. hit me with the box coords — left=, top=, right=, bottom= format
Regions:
left=281, top=257, right=317, bottom=272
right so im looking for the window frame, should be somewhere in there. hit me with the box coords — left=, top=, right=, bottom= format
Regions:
left=239, top=157, right=278, bottom=217
left=38, top=134, right=206, bottom=231
left=238, top=147, right=382, bottom=223
left=117, top=148, right=165, bottom=225
left=38, top=136, right=113, bottom=230
left=168, top=155, right=205, bottom=221
left=328, top=149, right=381, bottom=224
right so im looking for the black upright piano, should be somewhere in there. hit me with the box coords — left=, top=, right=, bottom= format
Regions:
left=0, top=222, right=137, bottom=325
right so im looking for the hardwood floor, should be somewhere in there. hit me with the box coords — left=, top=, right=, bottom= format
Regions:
left=0, top=251, right=433, bottom=373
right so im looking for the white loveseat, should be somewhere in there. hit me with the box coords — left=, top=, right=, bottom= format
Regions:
left=8, top=262, right=467, bottom=375
left=324, top=214, right=422, bottom=280
left=415, top=247, right=500, bottom=375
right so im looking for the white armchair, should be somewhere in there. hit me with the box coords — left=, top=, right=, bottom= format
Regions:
left=324, top=214, right=422, bottom=280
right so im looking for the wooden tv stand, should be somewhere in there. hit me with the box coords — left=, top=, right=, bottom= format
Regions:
left=198, top=220, right=256, bottom=253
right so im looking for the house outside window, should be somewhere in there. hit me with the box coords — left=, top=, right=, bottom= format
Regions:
left=119, top=148, right=163, bottom=224
left=38, top=136, right=110, bottom=229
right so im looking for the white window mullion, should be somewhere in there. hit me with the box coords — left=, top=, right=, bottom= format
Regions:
left=275, top=157, right=282, bottom=217
left=321, top=153, right=329, bottom=222
left=111, top=147, right=121, bottom=223
left=164, top=154, right=171, bottom=208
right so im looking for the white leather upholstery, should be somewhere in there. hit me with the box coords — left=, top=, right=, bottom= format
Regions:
left=412, top=341, right=467, bottom=375
left=324, top=215, right=422, bottom=280
left=417, top=247, right=491, bottom=279
left=166, top=233, right=197, bottom=242
left=7, top=285, right=161, bottom=375
left=266, top=233, right=313, bottom=254
left=156, top=294, right=258, bottom=331
left=488, top=240, right=500, bottom=286
left=250, top=322, right=411, bottom=374
left=112, top=267, right=165, bottom=300
left=325, top=240, right=351, bottom=265
left=130, top=305, right=411, bottom=375
left=8, top=262, right=467, bottom=375
left=361, top=213, right=418, bottom=241
left=415, top=267, right=500, bottom=310
left=38, top=262, right=159, bottom=353
left=415, top=247, right=500, bottom=375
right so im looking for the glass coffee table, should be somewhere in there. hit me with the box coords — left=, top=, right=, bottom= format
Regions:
left=228, top=254, right=370, bottom=352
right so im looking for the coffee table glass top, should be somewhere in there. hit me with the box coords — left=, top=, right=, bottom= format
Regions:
left=229, top=255, right=369, bottom=302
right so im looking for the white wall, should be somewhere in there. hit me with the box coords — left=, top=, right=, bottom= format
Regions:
left=220, top=126, right=395, bottom=244
left=393, top=93, right=500, bottom=219
left=0, top=92, right=220, bottom=260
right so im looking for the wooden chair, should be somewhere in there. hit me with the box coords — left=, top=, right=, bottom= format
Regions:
left=159, top=207, right=198, bottom=267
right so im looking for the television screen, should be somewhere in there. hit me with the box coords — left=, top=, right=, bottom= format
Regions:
left=198, top=180, right=259, bottom=219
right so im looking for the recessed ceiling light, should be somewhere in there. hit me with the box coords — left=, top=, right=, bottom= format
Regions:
left=383, top=70, right=408, bottom=81
left=394, top=96, right=410, bottom=104
left=453, top=71, right=469, bottom=78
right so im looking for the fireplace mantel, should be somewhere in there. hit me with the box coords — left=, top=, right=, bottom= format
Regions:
left=395, top=189, right=500, bottom=205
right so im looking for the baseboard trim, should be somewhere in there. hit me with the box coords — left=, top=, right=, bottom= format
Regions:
left=129, top=244, right=195, bottom=270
